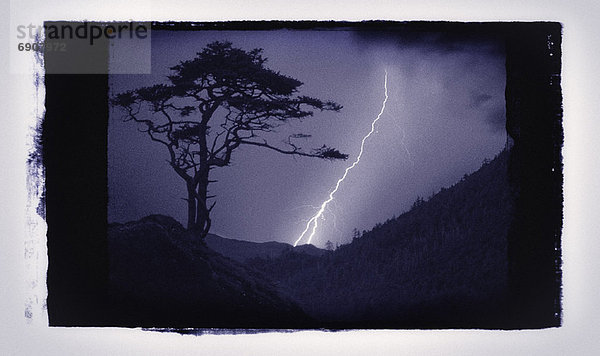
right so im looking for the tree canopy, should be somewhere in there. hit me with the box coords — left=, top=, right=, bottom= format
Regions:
left=112, top=41, right=348, bottom=237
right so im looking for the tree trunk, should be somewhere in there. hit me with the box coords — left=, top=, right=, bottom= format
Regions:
left=192, top=125, right=211, bottom=239
left=195, top=199, right=211, bottom=239
left=186, top=181, right=197, bottom=230
left=190, top=169, right=211, bottom=239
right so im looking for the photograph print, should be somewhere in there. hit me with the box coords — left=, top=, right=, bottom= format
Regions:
left=40, top=21, right=563, bottom=330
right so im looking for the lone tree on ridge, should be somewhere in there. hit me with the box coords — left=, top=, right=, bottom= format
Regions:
left=112, top=41, right=348, bottom=239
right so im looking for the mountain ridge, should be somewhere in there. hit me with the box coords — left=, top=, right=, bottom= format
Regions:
left=247, top=148, right=512, bottom=328
left=204, top=233, right=326, bottom=263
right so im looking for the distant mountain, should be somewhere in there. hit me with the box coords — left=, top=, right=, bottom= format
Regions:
left=205, top=234, right=326, bottom=263
left=107, top=215, right=313, bottom=328
left=293, top=244, right=328, bottom=257
left=248, top=149, right=512, bottom=328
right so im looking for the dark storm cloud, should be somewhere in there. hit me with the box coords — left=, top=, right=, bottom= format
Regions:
left=350, top=23, right=505, bottom=56
left=468, top=92, right=505, bottom=132
left=471, top=93, right=493, bottom=108
left=350, top=24, right=507, bottom=135
left=485, top=105, right=507, bottom=132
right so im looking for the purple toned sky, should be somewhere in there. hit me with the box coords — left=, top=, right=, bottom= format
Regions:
left=108, top=28, right=506, bottom=248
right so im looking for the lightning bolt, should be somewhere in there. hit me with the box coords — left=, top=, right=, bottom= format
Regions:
left=293, top=70, right=389, bottom=247
left=398, top=123, right=415, bottom=167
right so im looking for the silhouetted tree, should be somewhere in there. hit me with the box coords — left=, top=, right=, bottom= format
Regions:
left=411, top=196, right=425, bottom=209
left=325, top=240, right=334, bottom=251
left=112, top=41, right=348, bottom=238
left=352, top=228, right=361, bottom=242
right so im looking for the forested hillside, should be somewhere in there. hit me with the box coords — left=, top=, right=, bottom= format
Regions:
left=248, top=149, right=512, bottom=328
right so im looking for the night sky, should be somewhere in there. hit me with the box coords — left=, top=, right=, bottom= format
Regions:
left=108, top=28, right=507, bottom=248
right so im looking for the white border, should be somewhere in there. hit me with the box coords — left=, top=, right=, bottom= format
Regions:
left=2, top=1, right=599, bottom=354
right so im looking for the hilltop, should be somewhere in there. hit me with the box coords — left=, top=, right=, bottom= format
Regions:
left=107, top=215, right=313, bottom=328
left=204, top=234, right=326, bottom=263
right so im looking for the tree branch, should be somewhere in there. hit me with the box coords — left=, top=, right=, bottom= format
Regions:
left=237, top=139, right=341, bottom=159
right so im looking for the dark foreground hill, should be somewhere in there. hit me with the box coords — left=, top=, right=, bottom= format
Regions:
left=247, top=149, right=512, bottom=328
left=107, top=215, right=313, bottom=328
